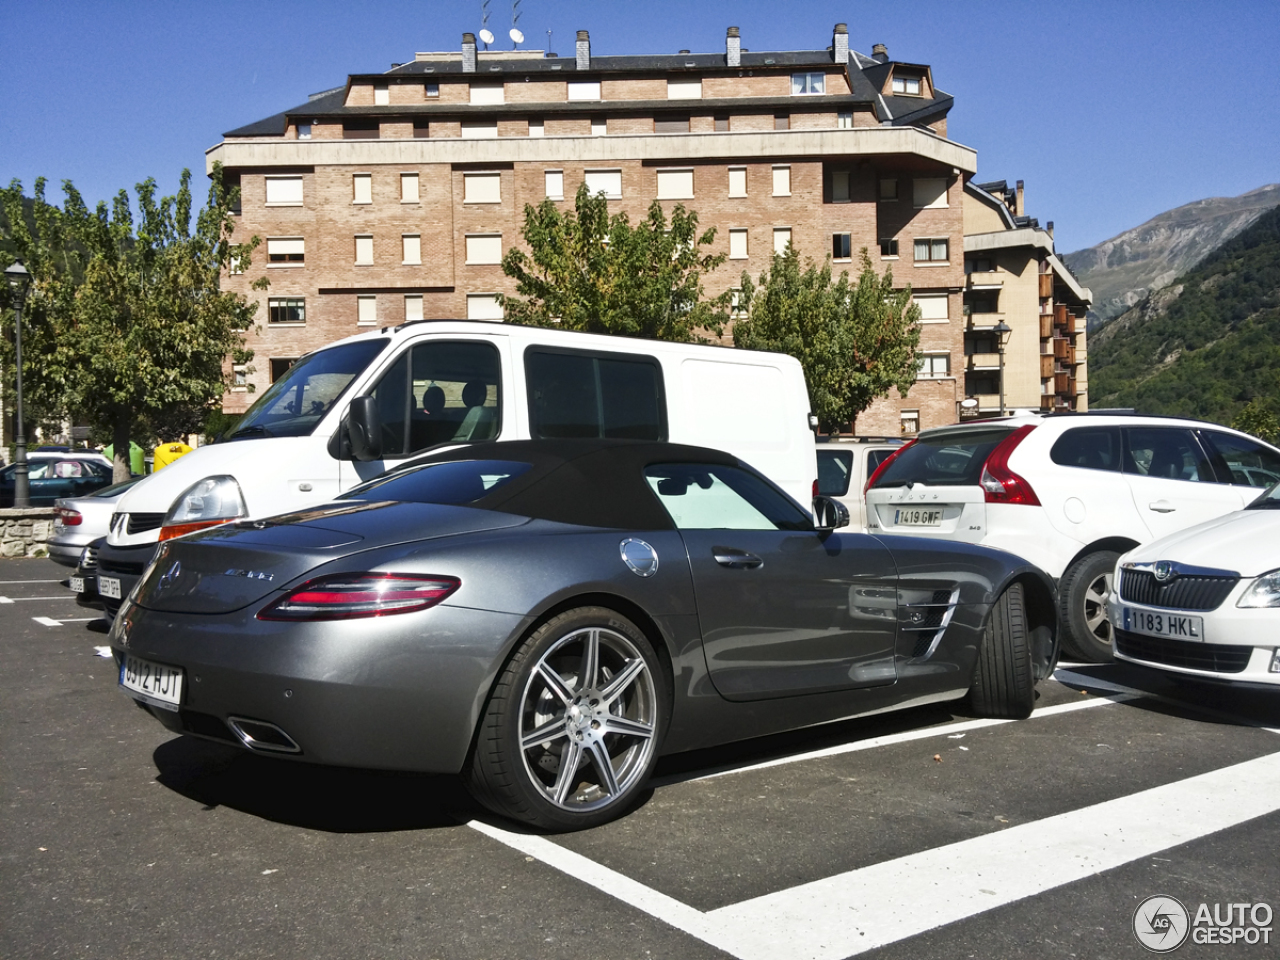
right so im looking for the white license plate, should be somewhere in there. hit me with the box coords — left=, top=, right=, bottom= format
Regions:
left=100, top=577, right=122, bottom=600
left=120, top=654, right=184, bottom=710
left=894, top=508, right=943, bottom=526
left=1121, top=606, right=1205, bottom=642
left=69, top=576, right=85, bottom=594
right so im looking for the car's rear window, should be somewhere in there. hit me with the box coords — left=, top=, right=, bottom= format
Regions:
left=817, top=449, right=854, bottom=496
left=870, top=427, right=1014, bottom=488
left=342, top=460, right=532, bottom=504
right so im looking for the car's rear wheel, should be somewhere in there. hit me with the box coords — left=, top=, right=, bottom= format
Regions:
left=969, top=582, right=1035, bottom=719
left=1058, top=550, right=1120, bottom=663
left=467, top=607, right=665, bottom=831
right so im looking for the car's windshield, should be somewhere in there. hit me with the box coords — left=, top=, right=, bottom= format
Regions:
left=1247, top=482, right=1280, bottom=509
left=342, top=459, right=532, bottom=504
left=870, top=427, right=1015, bottom=488
left=222, top=339, right=389, bottom=441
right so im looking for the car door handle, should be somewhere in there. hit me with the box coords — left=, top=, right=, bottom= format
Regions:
left=713, top=548, right=763, bottom=569
left=1148, top=500, right=1177, bottom=513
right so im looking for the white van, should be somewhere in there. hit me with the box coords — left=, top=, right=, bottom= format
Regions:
left=105, top=321, right=817, bottom=553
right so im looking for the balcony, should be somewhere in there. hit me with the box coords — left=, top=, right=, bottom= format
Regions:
left=1039, top=314, right=1053, bottom=338
left=1039, top=273, right=1054, bottom=298
left=967, top=352, right=1001, bottom=370
left=1054, top=304, right=1070, bottom=328
left=1053, top=337, right=1070, bottom=358
left=1055, top=372, right=1071, bottom=393
left=1040, top=355, right=1055, bottom=378
left=966, top=270, right=1003, bottom=289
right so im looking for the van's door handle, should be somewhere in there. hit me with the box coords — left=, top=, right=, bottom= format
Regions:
left=1148, top=500, right=1177, bottom=513
left=713, top=548, right=763, bottom=569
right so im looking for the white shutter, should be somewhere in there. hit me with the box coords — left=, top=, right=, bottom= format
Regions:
left=913, top=178, right=949, bottom=209
left=400, top=173, right=419, bottom=202
left=567, top=81, right=601, bottom=101
left=656, top=169, right=693, bottom=200
left=402, top=235, right=421, bottom=264
left=463, top=173, right=502, bottom=203
left=583, top=169, right=621, bottom=198
left=545, top=170, right=564, bottom=199
left=469, top=83, right=505, bottom=105
left=461, top=120, right=498, bottom=139
left=357, top=295, right=377, bottom=324
left=912, top=294, right=949, bottom=322
left=404, top=295, right=423, bottom=323
left=265, top=176, right=303, bottom=205
left=591, top=118, right=607, bottom=136
left=773, top=228, right=792, bottom=255
left=729, top=229, right=748, bottom=260
left=728, top=167, right=747, bottom=198
left=528, top=120, right=544, bottom=137
left=373, top=84, right=389, bottom=105
left=465, top=235, right=502, bottom=264
left=667, top=79, right=702, bottom=100
left=355, top=235, right=374, bottom=264
left=466, top=294, right=504, bottom=320
left=352, top=174, right=372, bottom=204
left=772, top=166, right=791, bottom=196
left=267, top=238, right=304, bottom=257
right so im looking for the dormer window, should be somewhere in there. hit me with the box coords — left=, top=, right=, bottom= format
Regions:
left=892, top=75, right=922, bottom=96
left=791, top=72, right=825, bottom=95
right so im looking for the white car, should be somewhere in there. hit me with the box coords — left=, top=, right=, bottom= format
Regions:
left=815, top=438, right=902, bottom=532
left=1107, top=483, right=1280, bottom=687
left=864, top=413, right=1280, bottom=662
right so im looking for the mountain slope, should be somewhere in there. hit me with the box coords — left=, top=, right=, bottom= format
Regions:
left=1066, top=184, right=1280, bottom=328
left=1087, top=205, right=1280, bottom=423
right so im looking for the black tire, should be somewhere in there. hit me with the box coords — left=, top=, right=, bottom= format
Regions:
left=969, top=582, right=1035, bottom=719
left=467, top=606, right=665, bottom=831
left=1057, top=550, right=1120, bottom=663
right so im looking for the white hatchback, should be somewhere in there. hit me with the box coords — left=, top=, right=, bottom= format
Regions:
left=864, top=414, right=1280, bottom=661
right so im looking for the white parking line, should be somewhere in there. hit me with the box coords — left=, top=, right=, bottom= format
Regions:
left=473, top=752, right=1280, bottom=960
left=0, top=595, right=81, bottom=603
left=0, top=579, right=63, bottom=585
left=32, top=616, right=100, bottom=627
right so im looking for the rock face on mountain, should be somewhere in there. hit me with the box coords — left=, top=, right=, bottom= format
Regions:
left=1065, top=184, right=1280, bottom=328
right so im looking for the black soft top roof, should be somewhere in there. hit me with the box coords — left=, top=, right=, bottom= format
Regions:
left=363, top=439, right=742, bottom=530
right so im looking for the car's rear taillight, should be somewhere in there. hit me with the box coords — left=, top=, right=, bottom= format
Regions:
left=864, top=440, right=916, bottom=496
left=55, top=507, right=83, bottom=526
left=257, top=573, right=460, bottom=621
left=980, top=425, right=1040, bottom=505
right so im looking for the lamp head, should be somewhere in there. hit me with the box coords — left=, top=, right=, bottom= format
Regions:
left=5, top=260, right=31, bottom=306
left=993, top=320, right=1012, bottom=347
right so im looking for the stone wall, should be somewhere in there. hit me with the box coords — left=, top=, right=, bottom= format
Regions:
left=0, top=508, right=55, bottom=558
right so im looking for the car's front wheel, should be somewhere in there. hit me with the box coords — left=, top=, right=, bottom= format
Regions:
left=1057, top=550, right=1120, bottom=663
left=467, top=607, right=665, bottom=831
left=969, top=582, right=1035, bottom=719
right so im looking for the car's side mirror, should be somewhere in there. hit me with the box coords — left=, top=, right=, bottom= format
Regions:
left=347, top=396, right=383, bottom=462
left=813, top=495, right=850, bottom=533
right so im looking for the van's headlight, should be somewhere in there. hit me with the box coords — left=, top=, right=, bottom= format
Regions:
left=1237, top=569, right=1280, bottom=608
left=159, top=476, right=248, bottom=541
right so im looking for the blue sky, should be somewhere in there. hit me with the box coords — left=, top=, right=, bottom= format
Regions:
left=2, top=0, right=1276, bottom=253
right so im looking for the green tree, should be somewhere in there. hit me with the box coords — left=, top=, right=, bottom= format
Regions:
left=1231, top=397, right=1280, bottom=444
left=1, top=165, right=263, bottom=480
left=733, top=247, right=921, bottom=432
left=499, top=183, right=731, bottom=341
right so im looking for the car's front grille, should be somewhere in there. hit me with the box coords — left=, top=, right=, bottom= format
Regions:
left=99, top=558, right=148, bottom=576
left=1118, top=569, right=1238, bottom=611
left=126, top=513, right=166, bottom=535
left=1115, top=629, right=1252, bottom=673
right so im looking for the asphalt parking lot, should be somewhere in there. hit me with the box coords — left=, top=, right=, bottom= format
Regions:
left=3, top=556, right=1278, bottom=959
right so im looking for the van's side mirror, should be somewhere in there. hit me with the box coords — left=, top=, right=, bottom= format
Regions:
left=347, top=396, right=383, bottom=462
left=813, top=495, right=850, bottom=533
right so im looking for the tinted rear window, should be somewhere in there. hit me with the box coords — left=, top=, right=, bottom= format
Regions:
left=870, top=428, right=1014, bottom=488
left=343, top=460, right=532, bottom=504
left=817, top=449, right=854, bottom=496
left=1050, top=426, right=1121, bottom=472
left=526, top=350, right=666, bottom=441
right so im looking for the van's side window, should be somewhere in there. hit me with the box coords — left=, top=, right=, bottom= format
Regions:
left=526, top=349, right=666, bottom=441
left=1049, top=427, right=1122, bottom=472
left=368, top=341, right=502, bottom=458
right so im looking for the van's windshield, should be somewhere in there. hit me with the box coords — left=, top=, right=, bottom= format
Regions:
left=221, top=340, right=389, bottom=441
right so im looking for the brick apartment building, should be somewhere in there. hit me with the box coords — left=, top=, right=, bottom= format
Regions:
left=210, top=23, right=978, bottom=435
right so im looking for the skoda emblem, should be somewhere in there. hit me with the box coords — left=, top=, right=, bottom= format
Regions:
left=619, top=539, right=659, bottom=578
left=158, top=560, right=182, bottom=591
left=1153, top=561, right=1174, bottom=583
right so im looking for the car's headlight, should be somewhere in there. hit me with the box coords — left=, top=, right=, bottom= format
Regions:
left=1237, top=569, right=1280, bottom=608
left=159, top=475, right=247, bottom=541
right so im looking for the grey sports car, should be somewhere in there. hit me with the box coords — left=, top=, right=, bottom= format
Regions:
left=110, top=440, right=1059, bottom=830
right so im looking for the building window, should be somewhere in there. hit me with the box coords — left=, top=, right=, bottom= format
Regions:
left=269, top=358, right=296, bottom=382
left=465, top=234, right=503, bottom=265
left=413, top=121, right=431, bottom=139
left=268, top=297, right=305, bottom=324
left=401, top=173, right=419, bottom=203
left=968, top=294, right=1000, bottom=314
left=467, top=294, right=504, bottom=320
left=837, top=111, right=853, bottom=129
left=461, top=120, right=498, bottom=139
left=773, top=228, right=792, bottom=255
left=831, top=169, right=851, bottom=203
left=791, top=72, right=825, bottom=95
left=402, top=234, right=421, bottom=264
left=729, top=229, right=748, bottom=260
left=355, top=235, right=374, bottom=265
left=913, top=293, right=949, bottom=323
left=567, top=81, right=601, bottom=101
left=425, top=82, right=439, bottom=98
left=772, top=165, right=791, bottom=196
left=470, top=83, right=504, bottom=105
left=463, top=172, right=501, bottom=203
left=729, top=288, right=746, bottom=319
left=656, top=168, right=693, bottom=200
left=774, top=113, right=790, bottom=131
left=668, top=79, right=702, bottom=100
left=654, top=117, right=690, bottom=134
left=545, top=170, right=564, bottom=200
left=728, top=167, right=747, bottom=198
left=264, top=176, right=303, bottom=206
left=965, top=257, right=994, bottom=273
left=914, top=238, right=949, bottom=263
left=917, top=354, right=951, bottom=379
left=832, top=233, right=851, bottom=261
left=374, top=83, right=389, bottom=105
left=879, top=237, right=899, bottom=258
left=529, top=119, right=544, bottom=137
left=583, top=169, right=622, bottom=199
left=892, top=75, right=922, bottom=96
left=266, top=238, right=304, bottom=265
left=343, top=120, right=380, bottom=139
left=879, top=178, right=898, bottom=201
left=357, top=295, right=377, bottom=325
left=900, top=409, right=920, bottom=435
left=404, top=295, right=424, bottom=323
left=352, top=174, right=372, bottom=205
left=297, top=123, right=312, bottom=140
left=228, top=255, right=243, bottom=275
left=591, top=117, right=607, bottom=136
left=714, top=114, right=729, bottom=132
left=913, top=178, right=949, bottom=209
left=232, top=364, right=247, bottom=389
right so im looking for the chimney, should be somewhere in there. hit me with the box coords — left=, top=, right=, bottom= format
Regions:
left=726, top=26, right=741, bottom=67
left=576, top=30, right=591, bottom=70
left=833, top=23, right=849, bottom=63
left=1046, top=221, right=1055, bottom=240
left=462, top=33, right=477, bottom=73
left=872, top=43, right=889, bottom=63
left=1015, top=179, right=1025, bottom=217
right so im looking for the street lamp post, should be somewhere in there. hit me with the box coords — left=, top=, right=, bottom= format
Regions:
left=993, top=320, right=1013, bottom=417
left=5, top=261, right=32, bottom=507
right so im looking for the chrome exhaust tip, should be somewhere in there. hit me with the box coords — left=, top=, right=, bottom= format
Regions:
left=226, top=716, right=302, bottom=754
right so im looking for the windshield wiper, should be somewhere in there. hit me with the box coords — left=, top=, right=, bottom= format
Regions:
left=227, top=424, right=275, bottom=440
